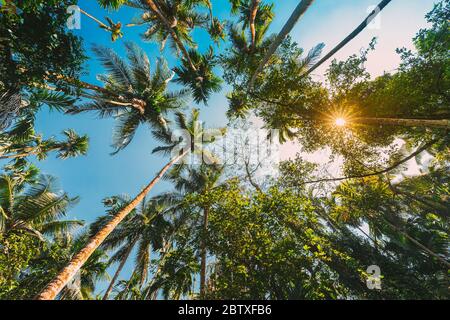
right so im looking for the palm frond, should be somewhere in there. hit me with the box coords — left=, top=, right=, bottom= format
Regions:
left=111, top=112, right=142, bottom=155
left=92, top=45, right=134, bottom=89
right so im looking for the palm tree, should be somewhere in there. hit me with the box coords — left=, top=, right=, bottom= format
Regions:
left=0, top=174, right=83, bottom=240
left=104, top=1, right=221, bottom=104
left=15, top=231, right=109, bottom=300
left=173, top=47, right=222, bottom=104
left=0, top=129, right=88, bottom=161
left=113, top=272, right=146, bottom=300
left=231, top=0, right=274, bottom=51
left=36, top=109, right=225, bottom=300
left=90, top=195, right=171, bottom=300
left=80, top=9, right=123, bottom=42
left=249, top=0, right=315, bottom=87
left=222, top=5, right=274, bottom=86
left=248, top=0, right=262, bottom=50
left=166, top=163, right=223, bottom=296
left=68, top=42, right=186, bottom=154
left=144, top=245, right=199, bottom=299
left=126, top=0, right=221, bottom=68
left=127, top=0, right=208, bottom=53
left=57, top=233, right=110, bottom=300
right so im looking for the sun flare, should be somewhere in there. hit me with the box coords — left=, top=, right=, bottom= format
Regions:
left=335, top=118, right=347, bottom=127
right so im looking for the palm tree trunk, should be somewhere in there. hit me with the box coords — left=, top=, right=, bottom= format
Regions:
left=353, top=117, right=450, bottom=129
left=145, top=0, right=197, bottom=71
left=35, top=150, right=188, bottom=300
left=80, top=9, right=111, bottom=30
left=0, top=147, right=57, bottom=160
left=249, top=0, right=315, bottom=88
left=199, top=206, right=209, bottom=297
left=249, top=0, right=261, bottom=50
left=144, top=236, right=174, bottom=300
left=0, top=151, right=35, bottom=160
left=102, top=238, right=138, bottom=300
left=303, top=0, right=392, bottom=77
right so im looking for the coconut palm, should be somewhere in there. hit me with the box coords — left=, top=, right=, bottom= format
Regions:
left=113, top=272, right=146, bottom=300
left=103, top=1, right=222, bottom=104
left=36, top=109, right=225, bottom=300
left=127, top=0, right=208, bottom=53
left=15, top=231, right=109, bottom=300
left=0, top=129, right=88, bottom=161
left=250, top=0, right=315, bottom=87
left=90, top=195, right=171, bottom=300
left=56, top=233, right=110, bottom=300
left=80, top=9, right=124, bottom=42
left=68, top=42, right=186, bottom=154
left=144, top=245, right=199, bottom=299
left=0, top=174, right=83, bottom=240
left=173, top=47, right=222, bottom=104
left=165, top=163, right=223, bottom=296
left=222, top=7, right=274, bottom=86
left=230, top=0, right=274, bottom=51
left=151, top=108, right=226, bottom=164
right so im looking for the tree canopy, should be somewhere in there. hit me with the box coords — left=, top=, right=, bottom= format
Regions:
left=0, top=0, right=448, bottom=301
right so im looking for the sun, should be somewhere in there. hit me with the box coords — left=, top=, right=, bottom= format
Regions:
left=335, top=118, right=347, bottom=127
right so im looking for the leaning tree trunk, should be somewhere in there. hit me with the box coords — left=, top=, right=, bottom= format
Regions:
left=249, top=0, right=315, bottom=88
left=353, top=117, right=450, bottom=129
left=249, top=0, right=261, bottom=50
left=0, top=145, right=61, bottom=160
left=102, top=238, right=138, bottom=300
left=0, top=151, right=36, bottom=160
left=303, top=0, right=392, bottom=77
left=145, top=0, right=197, bottom=71
left=35, top=150, right=188, bottom=300
left=80, top=9, right=111, bottom=30
left=199, top=206, right=209, bottom=297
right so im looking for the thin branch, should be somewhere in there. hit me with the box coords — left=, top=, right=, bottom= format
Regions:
left=298, top=138, right=440, bottom=186
left=244, top=159, right=262, bottom=192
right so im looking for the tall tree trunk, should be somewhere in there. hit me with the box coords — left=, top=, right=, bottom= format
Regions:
left=143, top=235, right=174, bottom=300
left=0, top=151, right=36, bottom=160
left=35, top=150, right=188, bottom=300
left=249, top=0, right=315, bottom=88
left=303, top=0, right=392, bottom=77
left=199, top=206, right=209, bottom=297
left=353, top=117, right=450, bottom=129
left=0, top=146, right=58, bottom=160
left=80, top=9, right=110, bottom=30
left=145, top=0, right=197, bottom=71
left=249, top=0, right=261, bottom=50
left=102, top=238, right=138, bottom=300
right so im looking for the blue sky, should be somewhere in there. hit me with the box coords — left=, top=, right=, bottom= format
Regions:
left=16, top=0, right=438, bottom=294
